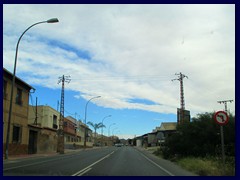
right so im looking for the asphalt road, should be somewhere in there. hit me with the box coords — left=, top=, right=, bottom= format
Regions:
left=3, top=146, right=197, bottom=176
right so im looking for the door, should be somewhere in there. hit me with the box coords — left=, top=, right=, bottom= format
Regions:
left=28, top=130, right=38, bottom=154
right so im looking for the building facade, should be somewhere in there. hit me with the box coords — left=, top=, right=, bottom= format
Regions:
left=28, top=105, right=60, bottom=129
left=63, top=116, right=93, bottom=148
left=63, top=117, right=78, bottom=149
left=28, top=105, right=60, bottom=154
left=3, top=68, right=34, bottom=155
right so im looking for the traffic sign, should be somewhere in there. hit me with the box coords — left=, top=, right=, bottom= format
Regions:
left=214, top=111, right=229, bottom=125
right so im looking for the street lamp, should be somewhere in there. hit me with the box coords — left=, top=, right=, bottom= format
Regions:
left=84, top=96, right=101, bottom=148
left=5, top=18, right=59, bottom=160
left=112, top=127, right=118, bottom=136
left=115, top=130, right=121, bottom=138
left=112, top=127, right=118, bottom=145
left=101, top=115, right=111, bottom=146
left=108, top=123, right=116, bottom=137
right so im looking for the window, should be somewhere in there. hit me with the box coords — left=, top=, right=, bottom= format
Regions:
left=3, top=80, right=7, bottom=99
left=12, top=125, right=22, bottom=143
left=53, top=115, right=58, bottom=129
left=53, top=115, right=57, bottom=124
left=16, top=88, right=23, bottom=105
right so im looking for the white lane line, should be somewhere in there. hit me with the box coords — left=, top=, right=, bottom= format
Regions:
left=77, top=168, right=92, bottom=176
left=140, top=153, right=175, bottom=176
left=4, top=153, right=84, bottom=171
left=3, top=158, right=62, bottom=171
left=72, top=151, right=115, bottom=176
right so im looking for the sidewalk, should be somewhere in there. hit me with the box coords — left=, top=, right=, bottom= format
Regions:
left=3, top=147, right=100, bottom=161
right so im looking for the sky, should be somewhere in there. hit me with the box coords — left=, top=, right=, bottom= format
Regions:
left=3, top=4, right=235, bottom=139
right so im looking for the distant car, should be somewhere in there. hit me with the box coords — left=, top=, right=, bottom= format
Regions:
left=115, top=143, right=123, bottom=147
left=93, top=143, right=101, bottom=146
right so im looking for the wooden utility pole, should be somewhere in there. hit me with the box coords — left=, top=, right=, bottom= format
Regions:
left=34, top=97, right=38, bottom=125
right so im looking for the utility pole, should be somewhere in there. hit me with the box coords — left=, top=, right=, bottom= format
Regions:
left=57, top=75, right=71, bottom=154
left=57, top=100, right=59, bottom=112
left=217, top=99, right=233, bottom=175
left=172, top=72, right=188, bottom=124
left=217, top=100, right=233, bottom=113
left=34, top=97, right=38, bottom=125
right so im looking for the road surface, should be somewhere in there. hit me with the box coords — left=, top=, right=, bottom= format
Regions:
left=3, top=146, right=196, bottom=176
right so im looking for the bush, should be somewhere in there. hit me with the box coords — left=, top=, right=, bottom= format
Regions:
left=163, top=112, right=235, bottom=158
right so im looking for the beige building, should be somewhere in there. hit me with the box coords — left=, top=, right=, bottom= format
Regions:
left=28, top=105, right=60, bottom=154
left=28, top=105, right=60, bottom=129
left=3, top=68, right=35, bottom=155
left=79, top=121, right=93, bottom=148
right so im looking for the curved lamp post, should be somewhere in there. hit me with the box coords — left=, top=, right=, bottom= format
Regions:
left=112, top=127, right=118, bottom=145
left=108, top=123, right=116, bottom=137
left=5, top=18, right=59, bottom=160
left=112, top=127, right=118, bottom=137
left=84, top=96, right=101, bottom=148
left=101, top=115, right=111, bottom=146
left=115, top=130, right=121, bottom=138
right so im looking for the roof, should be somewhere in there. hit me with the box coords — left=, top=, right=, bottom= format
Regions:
left=29, top=105, right=59, bottom=114
left=64, top=117, right=76, bottom=125
left=159, top=122, right=177, bottom=131
left=3, top=68, right=35, bottom=91
left=66, top=116, right=78, bottom=124
left=148, top=131, right=157, bottom=135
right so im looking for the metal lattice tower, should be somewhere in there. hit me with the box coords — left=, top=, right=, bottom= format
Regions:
left=172, top=72, right=188, bottom=124
left=57, top=75, right=71, bottom=154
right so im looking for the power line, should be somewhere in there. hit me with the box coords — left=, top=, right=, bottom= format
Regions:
left=64, top=109, right=76, bottom=116
left=70, top=74, right=172, bottom=82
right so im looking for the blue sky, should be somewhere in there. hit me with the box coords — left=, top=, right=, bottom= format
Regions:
left=27, top=85, right=177, bottom=139
left=3, top=4, right=235, bottom=139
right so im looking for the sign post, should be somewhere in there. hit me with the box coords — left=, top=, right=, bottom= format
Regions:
left=214, top=111, right=229, bottom=175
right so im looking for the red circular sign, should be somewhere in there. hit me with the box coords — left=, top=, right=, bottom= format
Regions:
left=214, top=111, right=229, bottom=125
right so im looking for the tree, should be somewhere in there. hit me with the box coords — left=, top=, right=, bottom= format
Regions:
left=162, top=112, right=235, bottom=158
left=87, top=122, right=105, bottom=144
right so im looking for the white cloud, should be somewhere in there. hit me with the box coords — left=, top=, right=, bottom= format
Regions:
left=3, top=4, right=235, bottom=117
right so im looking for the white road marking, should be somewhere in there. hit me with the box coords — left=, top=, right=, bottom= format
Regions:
left=140, top=153, right=175, bottom=176
left=4, top=153, right=82, bottom=171
left=77, top=168, right=92, bottom=176
left=72, top=151, right=115, bottom=176
left=3, top=158, right=61, bottom=171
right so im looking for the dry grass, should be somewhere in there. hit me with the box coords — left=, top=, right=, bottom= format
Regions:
left=176, top=157, right=235, bottom=176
